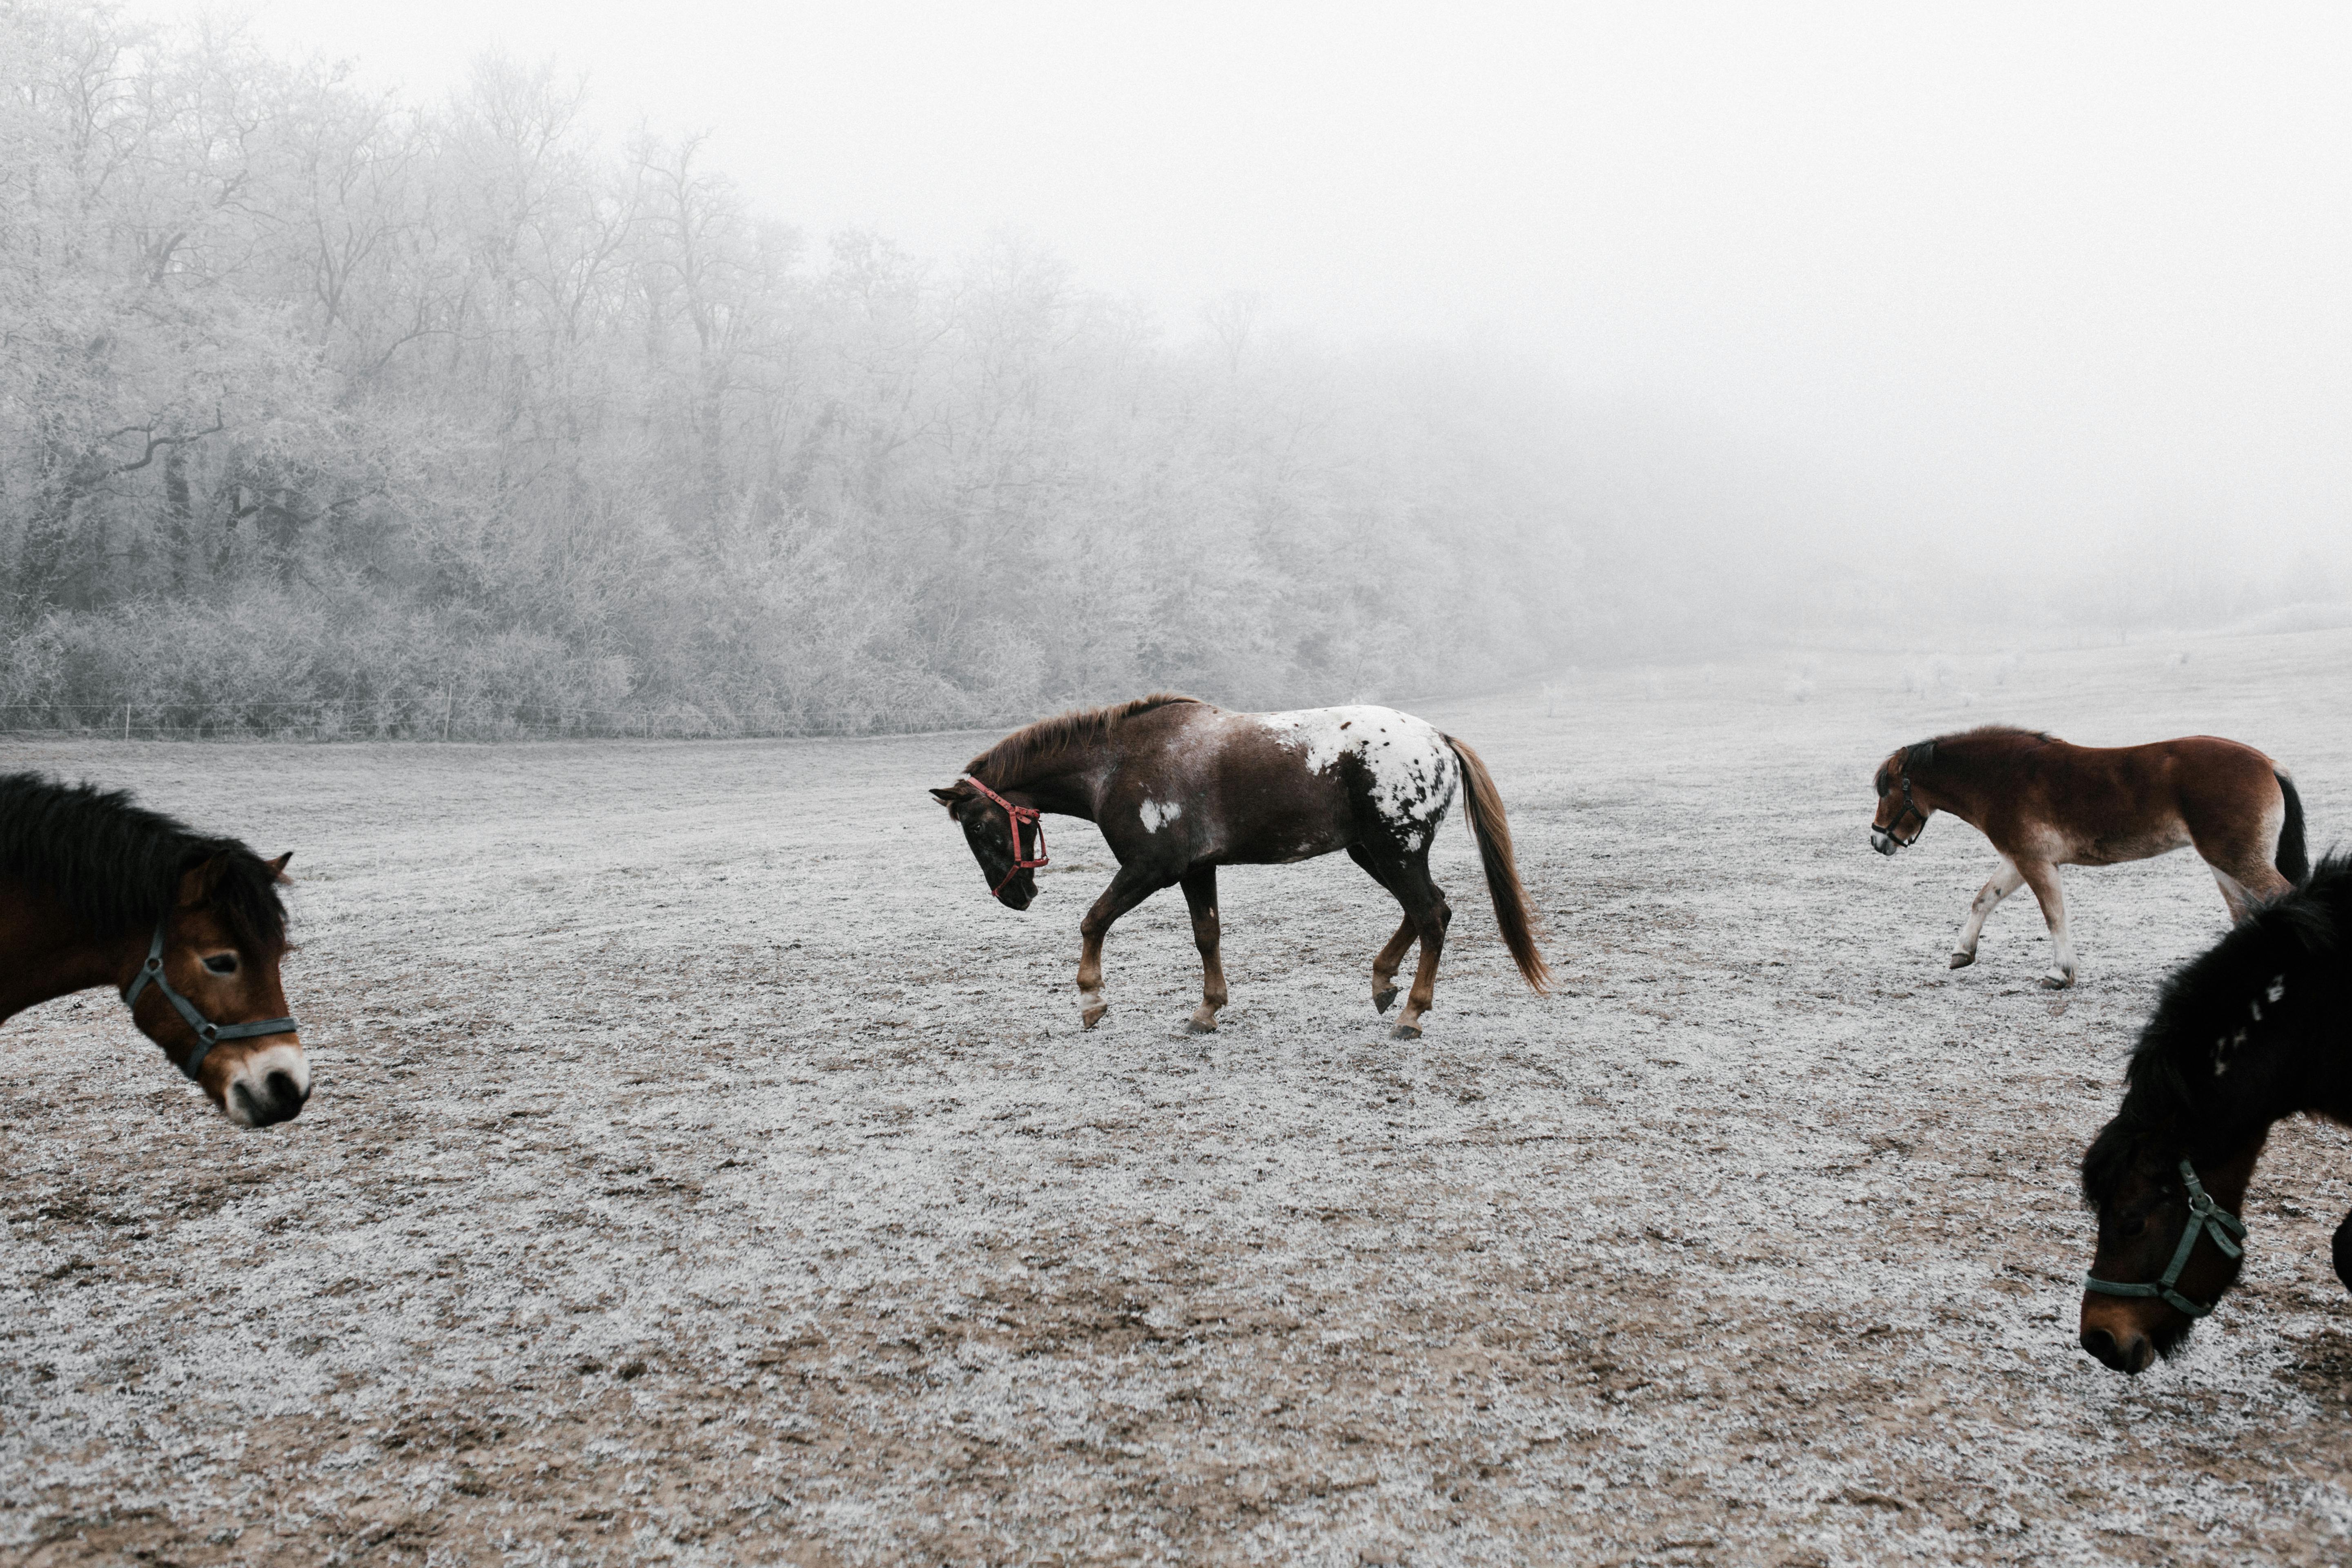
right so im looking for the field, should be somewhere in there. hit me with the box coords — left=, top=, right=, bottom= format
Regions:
left=7, top=631, right=2352, bottom=1566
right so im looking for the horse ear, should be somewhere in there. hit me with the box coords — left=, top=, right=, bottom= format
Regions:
left=930, top=787, right=963, bottom=809
left=267, top=852, right=293, bottom=883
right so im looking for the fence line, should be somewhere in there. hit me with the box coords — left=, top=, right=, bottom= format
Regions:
left=0, top=698, right=847, bottom=742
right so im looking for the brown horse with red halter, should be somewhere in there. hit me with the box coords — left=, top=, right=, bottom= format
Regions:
left=933, top=695, right=1548, bottom=1038
left=1, top=772, right=309, bottom=1126
left=1869, top=726, right=2306, bottom=988
left=2076, top=856, right=2352, bottom=1374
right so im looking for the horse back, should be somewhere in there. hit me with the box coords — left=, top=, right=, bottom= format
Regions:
left=1097, top=703, right=1451, bottom=868
left=2004, top=735, right=2281, bottom=866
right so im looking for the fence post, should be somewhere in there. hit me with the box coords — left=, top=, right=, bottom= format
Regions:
left=443, top=691, right=452, bottom=743
left=123, top=703, right=130, bottom=741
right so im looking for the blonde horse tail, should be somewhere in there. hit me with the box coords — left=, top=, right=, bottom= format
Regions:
left=1444, top=734, right=1550, bottom=993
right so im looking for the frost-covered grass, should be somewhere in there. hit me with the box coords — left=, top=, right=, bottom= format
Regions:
left=6, top=630, right=2352, bottom=1564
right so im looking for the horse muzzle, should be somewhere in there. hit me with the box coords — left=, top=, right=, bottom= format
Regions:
left=1871, top=829, right=1901, bottom=856
left=219, top=1040, right=311, bottom=1128
left=996, top=879, right=1037, bottom=912
left=2078, top=1323, right=2156, bottom=1375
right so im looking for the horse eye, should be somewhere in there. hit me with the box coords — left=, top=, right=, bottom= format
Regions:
left=203, top=954, right=239, bottom=976
left=2120, top=1216, right=2146, bottom=1239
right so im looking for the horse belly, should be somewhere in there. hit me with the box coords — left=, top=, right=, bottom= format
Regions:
left=2069, top=817, right=2192, bottom=866
left=1218, top=805, right=1355, bottom=865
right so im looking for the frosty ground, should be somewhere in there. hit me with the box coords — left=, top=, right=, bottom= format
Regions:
left=7, top=632, right=2352, bottom=1566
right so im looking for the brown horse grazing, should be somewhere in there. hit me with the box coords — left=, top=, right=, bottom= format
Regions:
left=0, top=773, right=308, bottom=1126
left=1869, top=726, right=2306, bottom=988
left=931, top=694, right=1548, bottom=1038
left=2077, top=856, right=2352, bottom=1374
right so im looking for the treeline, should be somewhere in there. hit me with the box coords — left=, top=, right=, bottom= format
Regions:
left=0, top=1, right=1591, bottom=736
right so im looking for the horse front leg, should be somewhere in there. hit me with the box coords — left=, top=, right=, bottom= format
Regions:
left=1950, top=859, right=2024, bottom=968
left=1180, top=866, right=1227, bottom=1033
left=2333, top=1209, right=2352, bottom=1295
left=1076, top=865, right=1164, bottom=1030
left=2016, top=860, right=2076, bottom=988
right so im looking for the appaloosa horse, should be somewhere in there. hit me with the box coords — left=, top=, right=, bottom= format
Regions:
left=2077, top=855, right=2352, bottom=1373
left=1869, top=726, right=2305, bottom=987
left=932, top=695, right=1548, bottom=1038
left=0, top=773, right=308, bottom=1126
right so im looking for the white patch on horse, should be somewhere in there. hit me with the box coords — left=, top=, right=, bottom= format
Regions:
left=2268, top=975, right=2287, bottom=1002
left=1249, top=705, right=1457, bottom=829
left=1139, top=798, right=1182, bottom=833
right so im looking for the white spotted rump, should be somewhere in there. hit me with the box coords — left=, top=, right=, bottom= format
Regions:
left=1247, top=706, right=1459, bottom=831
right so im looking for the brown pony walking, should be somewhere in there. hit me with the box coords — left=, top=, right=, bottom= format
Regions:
left=1, top=773, right=309, bottom=1126
left=933, top=695, right=1548, bottom=1038
left=1869, top=726, right=2306, bottom=988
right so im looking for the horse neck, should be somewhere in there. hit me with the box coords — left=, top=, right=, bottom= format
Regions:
left=2130, top=927, right=2349, bottom=1158
left=0, top=881, right=138, bottom=1024
left=989, top=748, right=1108, bottom=822
left=1911, top=750, right=1986, bottom=827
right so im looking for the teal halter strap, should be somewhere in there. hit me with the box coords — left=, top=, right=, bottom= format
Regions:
left=2083, top=1158, right=2247, bottom=1319
left=121, top=921, right=300, bottom=1083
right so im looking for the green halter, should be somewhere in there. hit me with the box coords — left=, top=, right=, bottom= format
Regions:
left=2083, top=1159, right=2247, bottom=1319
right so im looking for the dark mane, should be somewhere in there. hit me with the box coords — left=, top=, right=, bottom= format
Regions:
left=0, top=772, right=288, bottom=954
left=967, top=694, right=1205, bottom=788
left=2081, top=855, right=2352, bottom=1204
left=1879, top=725, right=2055, bottom=791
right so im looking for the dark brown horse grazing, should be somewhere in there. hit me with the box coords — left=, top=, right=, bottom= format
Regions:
left=0, top=773, right=309, bottom=1126
left=932, top=695, right=1548, bottom=1038
left=1869, top=726, right=2306, bottom=988
left=2077, top=856, right=2352, bottom=1374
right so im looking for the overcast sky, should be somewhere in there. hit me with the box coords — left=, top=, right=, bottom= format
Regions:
left=123, top=0, right=2352, bottom=568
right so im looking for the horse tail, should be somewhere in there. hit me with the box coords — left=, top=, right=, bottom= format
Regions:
left=1444, top=735, right=1550, bottom=993
left=2275, top=769, right=2309, bottom=887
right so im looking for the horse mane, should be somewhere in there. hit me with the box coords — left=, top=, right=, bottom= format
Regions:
left=2081, top=855, right=2351, bottom=1204
left=0, top=772, right=289, bottom=954
left=967, top=694, right=1205, bottom=788
left=1881, top=725, right=2055, bottom=790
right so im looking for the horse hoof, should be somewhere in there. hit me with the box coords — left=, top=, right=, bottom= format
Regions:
left=1948, top=951, right=1975, bottom=969
left=1390, top=1022, right=1422, bottom=1040
left=1082, top=1004, right=1109, bottom=1029
left=1372, top=987, right=1399, bottom=1015
left=2040, top=973, right=2074, bottom=991
left=1185, top=1018, right=1217, bottom=1035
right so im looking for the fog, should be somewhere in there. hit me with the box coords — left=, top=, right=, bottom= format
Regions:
left=160, top=2, right=2352, bottom=553
left=8, top=1, right=2350, bottom=734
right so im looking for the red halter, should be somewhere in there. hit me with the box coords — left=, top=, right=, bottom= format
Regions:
left=962, top=774, right=1048, bottom=895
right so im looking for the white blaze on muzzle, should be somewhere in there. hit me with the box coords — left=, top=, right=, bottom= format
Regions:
left=221, top=1041, right=311, bottom=1126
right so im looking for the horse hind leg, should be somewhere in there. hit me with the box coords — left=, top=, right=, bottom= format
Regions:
left=1371, top=916, right=1415, bottom=1014
left=2015, top=860, right=2076, bottom=988
left=1180, top=866, right=1227, bottom=1033
left=2211, top=866, right=2255, bottom=924
left=2194, top=836, right=2291, bottom=923
left=1387, top=861, right=1453, bottom=1041
left=1348, top=845, right=1415, bottom=1015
